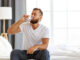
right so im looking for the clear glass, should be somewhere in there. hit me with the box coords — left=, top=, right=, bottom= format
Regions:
left=27, top=15, right=33, bottom=22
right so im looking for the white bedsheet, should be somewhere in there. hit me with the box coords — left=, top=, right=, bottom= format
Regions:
left=48, top=44, right=80, bottom=57
left=50, top=55, right=80, bottom=60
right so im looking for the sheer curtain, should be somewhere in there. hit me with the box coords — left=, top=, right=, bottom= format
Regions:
left=53, top=0, right=80, bottom=56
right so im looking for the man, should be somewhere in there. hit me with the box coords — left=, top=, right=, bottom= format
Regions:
left=7, top=8, right=50, bottom=60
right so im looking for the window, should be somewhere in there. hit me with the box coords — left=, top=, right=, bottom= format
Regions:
left=53, top=0, right=80, bottom=45
left=53, top=0, right=80, bottom=53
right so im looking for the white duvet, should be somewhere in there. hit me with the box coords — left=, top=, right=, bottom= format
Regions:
left=52, top=44, right=80, bottom=57
left=0, top=36, right=12, bottom=57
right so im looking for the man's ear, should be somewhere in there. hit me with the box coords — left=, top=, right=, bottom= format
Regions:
left=39, top=16, right=42, bottom=21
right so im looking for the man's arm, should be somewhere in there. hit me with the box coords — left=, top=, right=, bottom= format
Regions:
left=7, top=20, right=22, bottom=34
left=7, top=15, right=29, bottom=34
left=27, top=38, right=49, bottom=54
left=36, top=38, right=49, bottom=50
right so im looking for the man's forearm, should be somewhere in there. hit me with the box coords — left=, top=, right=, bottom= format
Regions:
left=7, top=20, right=22, bottom=33
left=35, top=38, right=49, bottom=50
left=35, top=44, right=48, bottom=50
left=7, top=15, right=28, bottom=34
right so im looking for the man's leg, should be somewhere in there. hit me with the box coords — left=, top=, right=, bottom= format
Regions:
left=34, top=50, right=50, bottom=60
left=10, top=50, right=27, bottom=60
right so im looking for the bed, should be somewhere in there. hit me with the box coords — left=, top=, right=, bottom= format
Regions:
left=50, top=55, right=80, bottom=60
left=1, top=55, right=80, bottom=60
left=49, top=44, right=80, bottom=60
left=0, top=34, right=80, bottom=60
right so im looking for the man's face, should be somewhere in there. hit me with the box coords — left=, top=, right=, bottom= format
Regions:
left=30, top=10, right=42, bottom=24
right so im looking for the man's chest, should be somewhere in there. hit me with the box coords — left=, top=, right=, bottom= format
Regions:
left=23, top=29, right=44, bottom=39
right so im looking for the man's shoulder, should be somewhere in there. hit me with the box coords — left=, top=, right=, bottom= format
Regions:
left=40, top=24, right=49, bottom=30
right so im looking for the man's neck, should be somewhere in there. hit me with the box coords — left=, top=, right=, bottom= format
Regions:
left=31, top=23, right=39, bottom=30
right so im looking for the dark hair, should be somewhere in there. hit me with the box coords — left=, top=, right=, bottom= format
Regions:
left=33, top=8, right=43, bottom=16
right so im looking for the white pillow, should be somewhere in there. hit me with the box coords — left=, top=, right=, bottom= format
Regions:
left=0, top=36, right=12, bottom=57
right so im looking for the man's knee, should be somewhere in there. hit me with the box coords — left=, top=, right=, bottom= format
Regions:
left=11, top=49, right=21, bottom=56
left=41, top=50, right=49, bottom=55
left=39, top=50, right=50, bottom=60
left=11, top=50, right=27, bottom=60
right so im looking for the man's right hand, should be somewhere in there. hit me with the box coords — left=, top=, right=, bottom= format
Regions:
left=19, top=14, right=29, bottom=23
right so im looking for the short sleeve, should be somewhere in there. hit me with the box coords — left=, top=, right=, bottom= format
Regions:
left=42, top=28, right=50, bottom=38
left=19, top=22, right=29, bottom=33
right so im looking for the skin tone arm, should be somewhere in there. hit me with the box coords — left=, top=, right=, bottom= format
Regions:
left=27, top=38, right=49, bottom=54
left=7, top=15, right=29, bottom=34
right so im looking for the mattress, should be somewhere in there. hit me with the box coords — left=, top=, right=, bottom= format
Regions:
left=50, top=55, right=80, bottom=60
left=0, top=56, right=9, bottom=60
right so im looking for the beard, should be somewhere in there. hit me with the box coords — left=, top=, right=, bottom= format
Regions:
left=30, top=19, right=39, bottom=24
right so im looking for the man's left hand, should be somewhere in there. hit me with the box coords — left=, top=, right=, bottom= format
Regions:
left=27, top=45, right=38, bottom=54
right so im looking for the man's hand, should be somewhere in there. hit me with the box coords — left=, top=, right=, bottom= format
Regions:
left=27, top=45, right=38, bottom=54
left=19, top=14, right=29, bottom=23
